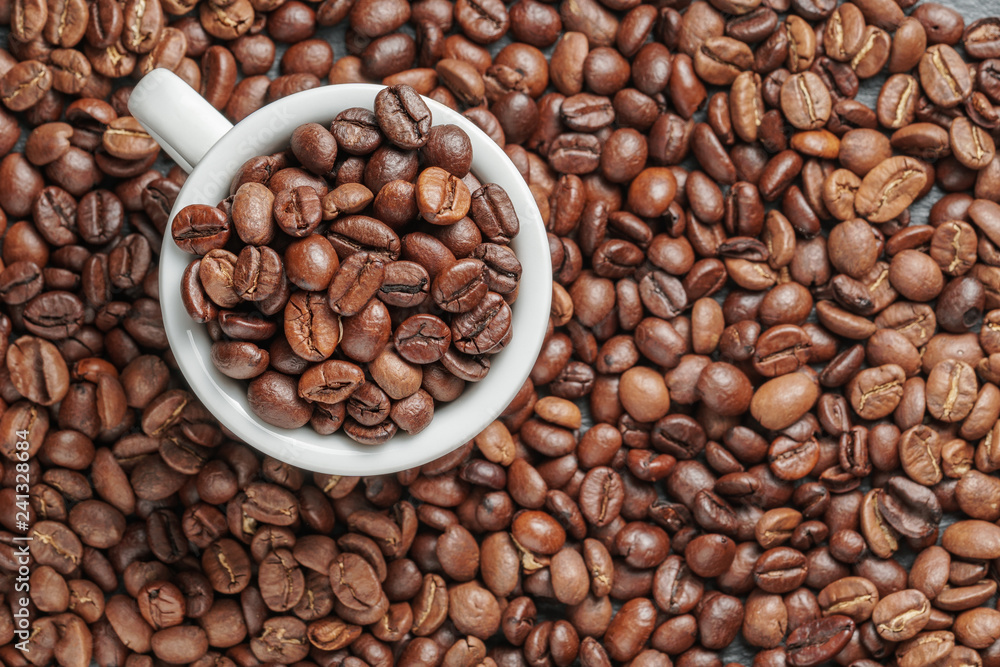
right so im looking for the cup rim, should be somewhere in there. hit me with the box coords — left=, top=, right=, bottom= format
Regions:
left=160, top=83, right=551, bottom=475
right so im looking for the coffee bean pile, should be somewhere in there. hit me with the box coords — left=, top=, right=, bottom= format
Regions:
left=5, top=0, right=1000, bottom=666
left=172, top=84, right=522, bottom=443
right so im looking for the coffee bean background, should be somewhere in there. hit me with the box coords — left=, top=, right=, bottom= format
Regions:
left=5, top=0, right=1000, bottom=665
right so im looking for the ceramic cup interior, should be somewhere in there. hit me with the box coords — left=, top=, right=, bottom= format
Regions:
left=129, top=69, right=551, bottom=475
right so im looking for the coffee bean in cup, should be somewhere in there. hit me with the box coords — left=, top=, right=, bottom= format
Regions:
left=173, top=84, right=521, bottom=443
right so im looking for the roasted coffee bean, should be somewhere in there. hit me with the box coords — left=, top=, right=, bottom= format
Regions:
left=274, top=185, right=322, bottom=237
left=103, top=117, right=157, bottom=161
left=817, top=576, right=879, bottom=622
left=231, top=182, right=276, bottom=245
left=326, top=215, right=402, bottom=261
left=211, top=341, right=269, bottom=380
left=781, top=72, right=832, bottom=131
left=332, top=107, right=383, bottom=155
left=1, top=60, right=52, bottom=111
left=247, top=370, right=314, bottom=428
left=919, top=44, right=972, bottom=108
left=872, top=589, right=931, bottom=642
left=877, top=476, right=941, bottom=540
left=786, top=616, right=855, bottom=667
left=198, top=249, right=240, bottom=309
left=327, top=251, right=386, bottom=317
left=471, top=184, right=519, bottom=245
left=421, top=124, right=473, bottom=177
left=290, top=122, right=337, bottom=176
left=375, top=84, right=432, bottom=149
left=284, top=291, right=341, bottom=362
left=172, top=204, right=230, bottom=255
left=201, top=538, right=251, bottom=594
left=452, top=292, right=512, bottom=355
left=395, top=314, right=451, bottom=364
left=232, top=245, right=283, bottom=302
left=417, top=166, right=471, bottom=225
left=285, top=234, right=338, bottom=292
left=847, top=365, right=906, bottom=420
left=855, top=157, right=927, bottom=223
left=432, top=258, right=489, bottom=313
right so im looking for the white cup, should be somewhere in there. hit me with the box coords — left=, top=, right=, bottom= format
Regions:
left=128, top=69, right=551, bottom=475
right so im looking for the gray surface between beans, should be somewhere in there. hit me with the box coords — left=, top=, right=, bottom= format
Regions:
left=2, top=0, right=997, bottom=663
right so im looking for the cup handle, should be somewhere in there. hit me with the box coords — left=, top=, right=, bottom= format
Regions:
left=127, top=69, right=234, bottom=173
